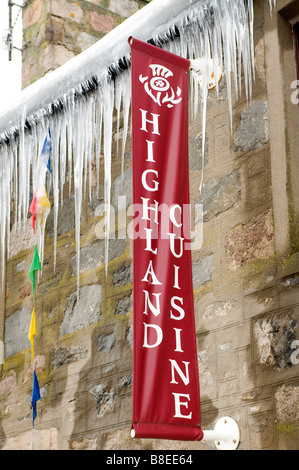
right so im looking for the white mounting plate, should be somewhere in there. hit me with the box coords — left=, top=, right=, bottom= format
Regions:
left=214, top=417, right=240, bottom=450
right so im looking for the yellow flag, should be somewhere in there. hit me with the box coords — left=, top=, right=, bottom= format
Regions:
left=28, top=309, right=36, bottom=362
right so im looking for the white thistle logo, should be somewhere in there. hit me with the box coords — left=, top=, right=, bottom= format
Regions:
left=139, top=64, right=182, bottom=108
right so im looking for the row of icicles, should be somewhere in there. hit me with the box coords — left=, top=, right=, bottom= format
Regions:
left=0, top=0, right=275, bottom=295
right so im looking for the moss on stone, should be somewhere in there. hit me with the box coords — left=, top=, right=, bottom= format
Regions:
left=276, top=421, right=299, bottom=436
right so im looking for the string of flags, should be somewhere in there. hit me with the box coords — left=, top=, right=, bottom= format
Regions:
left=28, top=243, right=41, bottom=440
left=27, top=128, right=52, bottom=447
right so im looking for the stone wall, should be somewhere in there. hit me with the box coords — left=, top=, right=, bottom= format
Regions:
left=0, top=0, right=299, bottom=450
left=22, top=0, right=147, bottom=87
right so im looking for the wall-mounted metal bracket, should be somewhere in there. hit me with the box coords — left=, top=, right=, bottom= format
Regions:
left=131, top=417, right=240, bottom=450
left=202, top=417, right=240, bottom=450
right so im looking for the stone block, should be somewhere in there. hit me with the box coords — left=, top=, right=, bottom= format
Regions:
left=247, top=412, right=274, bottom=450
left=202, top=299, right=237, bottom=321
left=113, top=263, right=132, bottom=286
left=253, top=310, right=297, bottom=370
left=195, top=287, right=243, bottom=332
left=279, top=274, right=299, bottom=309
left=247, top=172, right=270, bottom=208
left=37, top=16, right=65, bottom=47
left=89, top=383, right=115, bottom=417
left=115, top=293, right=133, bottom=315
left=192, top=254, right=215, bottom=289
left=244, top=286, right=277, bottom=319
left=109, top=0, right=139, bottom=18
left=247, top=149, right=268, bottom=178
left=0, top=371, right=17, bottom=396
left=254, top=36, right=266, bottom=82
left=1, top=428, right=58, bottom=450
left=102, top=427, right=143, bottom=450
left=18, top=284, right=32, bottom=300
left=217, top=351, right=238, bottom=381
left=197, top=333, right=217, bottom=400
left=71, top=241, right=104, bottom=274
left=39, top=272, right=64, bottom=294
left=43, top=44, right=76, bottom=73
left=244, top=269, right=276, bottom=296
left=50, top=0, right=83, bottom=23
left=52, top=346, right=88, bottom=368
left=234, top=100, right=269, bottom=152
left=23, top=0, right=42, bottom=29
left=225, top=209, right=275, bottom=270
left=119, top=373, right=133, bottom=389
left=112, top=168, right=132, bottom=209
left=77, top=32, right=99, bottom=52
left=97, top=333, right=115, bottom=352
left=197, top=349, right=213, bottom=388
left=275, top=384, right=299, bottom=421
left=9, top=220, right=37, bottom=258
left=213, top=114, right=231, bottom=165
left=4, top=306, right=31, bottom=357
left=189, top=133, right=208, bottom=171
left=16, top=260, right=26, bottom=272
left=197, top=170, right=241, bottom=222
left=60, top=284, right=102, bottom=336
left=70, top=239, right=127, bottom=275
left=90, top=11, right=114, bottom=33
left=46, top=196, right=75, bottom=238
left=23, top=355, right=45, bottom=383
left=126, top=325, right=133, bottom=348
left=70, top=436, right=98, bottom=450
left=238, top=348, right=254, bottom=392
left=218, top=377, right=238, bottom=397
left=216, top=321, right=251, bottom=352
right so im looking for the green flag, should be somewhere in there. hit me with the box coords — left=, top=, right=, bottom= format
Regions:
left=29, top=245, right=41, bottom=297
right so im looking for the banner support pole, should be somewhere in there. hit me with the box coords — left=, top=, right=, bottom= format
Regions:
left=131, top=417, right=240, bottom=450
left=202, top=416, right=240, bottom=450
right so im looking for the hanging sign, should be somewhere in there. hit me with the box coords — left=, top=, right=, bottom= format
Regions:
left=129, top=37, right=203, bottom=441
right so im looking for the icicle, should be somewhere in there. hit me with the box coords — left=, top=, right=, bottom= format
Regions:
left=59, top=105, right=68, bottom=207
left=73, top=97, right=85, bottom=296
left=268, top=0, right=276, bottom=16
left=67, top=93, right=74, bottom=196
left=102, top=77, right=115, bottom=276
left=95, top=89, right=103, bottom=197
left=52, top=114, right=61, bottom=272
left=116, top=70, right=131, bottom=183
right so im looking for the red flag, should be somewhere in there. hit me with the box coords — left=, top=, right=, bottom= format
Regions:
left=129, top=37, right=203, bottom=441
left=29, top=189, right=37, bottom=233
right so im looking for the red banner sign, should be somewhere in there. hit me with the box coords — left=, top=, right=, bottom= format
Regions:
left=129, top=37, right=203, bottom=441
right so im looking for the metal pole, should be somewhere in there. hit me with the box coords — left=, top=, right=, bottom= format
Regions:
left=8, top=0, right=12, bottom=61
left=131, top=417, right=240, bottom=450
left=202, top=417, right=240, bottom=450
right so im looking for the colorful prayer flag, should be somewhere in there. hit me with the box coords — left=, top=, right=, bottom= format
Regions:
left=28, top=309, right=36, bottom=362
left=29, top=185, right=51, bottom=234
left=39, top=128, right=52, bottom=174
left=31, top=370, right=41, bottom=427
left=28, top=245, right=41, bottom=297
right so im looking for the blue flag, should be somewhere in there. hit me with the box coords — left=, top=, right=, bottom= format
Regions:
left=31, top=370, right=41, bottom=426
left=40, top=128, right=52, bottom=174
